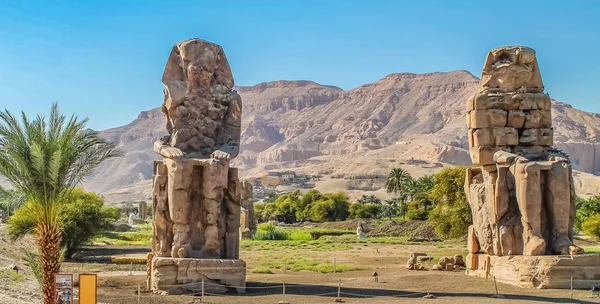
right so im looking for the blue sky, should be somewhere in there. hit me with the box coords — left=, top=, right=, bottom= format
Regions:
left=0, top=0, right=599, bottom=130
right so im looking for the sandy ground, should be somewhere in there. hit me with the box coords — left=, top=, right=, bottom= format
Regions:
left=57, top=241, right=600, bottom=304
left=2, top=223, right=600, bottom=304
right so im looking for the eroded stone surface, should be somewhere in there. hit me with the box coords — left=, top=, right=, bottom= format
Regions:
left=151, top=258, right=246, bottom=294
left=465, top=46, right=581, bottom=259
left=467, top=253, right=600, bottom=289
left=153, top=38, right=241, bottom=161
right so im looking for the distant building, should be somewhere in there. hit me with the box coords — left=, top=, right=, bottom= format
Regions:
left=296, top=175, right=309, bottom=182
left=281, top=171, right=296, bottom=183
left=261, top=173, right=281, bottom=187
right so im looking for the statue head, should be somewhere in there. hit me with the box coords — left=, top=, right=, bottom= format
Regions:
left=480, top=46, right=543, bottom=92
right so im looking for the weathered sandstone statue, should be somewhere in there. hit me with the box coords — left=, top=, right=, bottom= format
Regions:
left=240, top=181, right=256, bottom=233
left=149, top=38, right=245, bottom=295
left=464, top=46, right=600, bottom=289
left=465, top=45, right=582, bottom=257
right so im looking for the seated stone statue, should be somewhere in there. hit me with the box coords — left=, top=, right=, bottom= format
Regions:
left=465, top=46, right=583, bottom=256
left=151, top=38, right=243, bottom=260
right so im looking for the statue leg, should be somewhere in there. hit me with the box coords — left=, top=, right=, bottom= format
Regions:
left=515, top=161, right=546, bottom=255
left=547, top=161, right=583, bottom=255
left=166, top=159, right=193, bottom=258
left=152, top=164, right=172, bottom=257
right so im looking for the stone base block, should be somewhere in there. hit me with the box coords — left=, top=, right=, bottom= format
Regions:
left=150, top=257, right=246, bottom=294
left=466, top=253, right=600, bottom=289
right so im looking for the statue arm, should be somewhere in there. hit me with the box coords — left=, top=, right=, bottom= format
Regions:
left=154, top=136, right=184, bottom=159
left=211, top=91, right=241, bottom=161
left=493, top=150, right=518, bottom=165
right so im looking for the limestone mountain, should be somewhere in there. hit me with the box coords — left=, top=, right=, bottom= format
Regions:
left=85, top=70, right=600, bottom=203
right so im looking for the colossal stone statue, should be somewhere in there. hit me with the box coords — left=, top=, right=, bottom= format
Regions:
left=464, top=46, right=600, bottom=289
left=465, top=45, right=582, bottom=257
left=148, top=38, right=245, bottom=295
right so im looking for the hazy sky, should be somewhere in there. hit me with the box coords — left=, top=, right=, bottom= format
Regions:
left=1, top=0, right=599, bottom=130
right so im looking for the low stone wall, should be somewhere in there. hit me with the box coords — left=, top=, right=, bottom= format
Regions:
left=467, top=253, right=600, bottom=289
left=150, top=257, right=246, bottom=294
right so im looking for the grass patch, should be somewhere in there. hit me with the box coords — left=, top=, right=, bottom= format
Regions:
left=259, top=257, right=362, bottom=273
left=251, top=267, right=273, bottom=274
left=0, top=269, right=25, bottom=283
left=251, top=226, right=355, bottom=241
left=111, top=257, right=147, bottom=264
left=93, top=231, right=152, bottom=246
left=583, top=246, right=600, bottom=253
left=241, top=240, right=352, bottom=251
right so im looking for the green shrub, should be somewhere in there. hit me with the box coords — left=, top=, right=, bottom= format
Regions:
left=9, top=188, right=120, bottom=257
left=582, top=214, right=600, bottom=238
left=251, top=267, right=274, bottom=274
left=575, top=196, right=600, bottom=232
left=406, top=202, right=428, bottom=220
left=349, top=203, right=381, bottom=219
left=253, top=223, right=288, bottom=240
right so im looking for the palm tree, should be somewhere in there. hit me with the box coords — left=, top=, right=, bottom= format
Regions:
left=385, top=168, right=411, bottom=195
left=382, top=199, right=399, bottom=220
left=0, top=103, right=121, bottom=304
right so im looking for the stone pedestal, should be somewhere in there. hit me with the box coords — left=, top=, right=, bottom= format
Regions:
left=150, top=257, right=246, bottom=294
left=149, top=158, right=246, bottom=294
left=466, top=253, right=600, bottom=289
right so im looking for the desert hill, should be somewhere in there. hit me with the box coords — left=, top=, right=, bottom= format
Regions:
left=83, top=70, right=600, bottom=203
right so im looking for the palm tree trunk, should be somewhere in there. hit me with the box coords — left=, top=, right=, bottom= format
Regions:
left=36, top=223, right=62, bottom=304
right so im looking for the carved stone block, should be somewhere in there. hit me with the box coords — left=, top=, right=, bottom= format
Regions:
left=469, top=146, right=498, bottom=166
left=507, top=110, right=525, bottom=128
left=524, top=110, right=552, bottom=128
left=469, top=109, right=508, bottom=128
left=472, top=92, right=520, bottom=110
left=471, top=128, right=494, bottom=147
left=494, top=127, right=518, bottom=146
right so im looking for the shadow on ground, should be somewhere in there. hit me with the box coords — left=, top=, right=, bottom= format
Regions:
left=196, top=282, right=598, bottom=303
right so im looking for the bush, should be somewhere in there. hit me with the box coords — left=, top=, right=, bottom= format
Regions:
left=575, top=196, right=600, bottom=232
left=9, top=188, right=120, bottom=257
left=308, top=192, right=350, bottom=222
left=252, top=267, right=274, bottom=274
left=253, top=223, right=288, bottom=240
left=427, top=166, right=471, bottom=238
left=349, top=203, right=382, bottom=219
left=582, top=214, right=600, bottom=238
left=406, top=202, right=429, bottom=220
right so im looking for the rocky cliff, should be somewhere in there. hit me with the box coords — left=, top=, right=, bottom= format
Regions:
left=86, top=71, right=600, bottom=202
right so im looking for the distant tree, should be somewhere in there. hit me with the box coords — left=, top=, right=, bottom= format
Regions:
left=308, top=192, right=350, bottom=222
left=275, top=190, right=301, bottom=223
left=349, top=203, right=381, bottom=219
left=428, top=166, right=471, bottom=238
left=264, top=191, right=279, bottom=204
left=357, top=195, right=381, bottom=205
left=575, top=196, right=600, bottom=232
left=582, top=214, right=600, bottom=238
left=385, top=168, right=411, bottom=195
left=296, top=190, right=322, bottom=221
left=381, top=199, right=399, bottom=220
